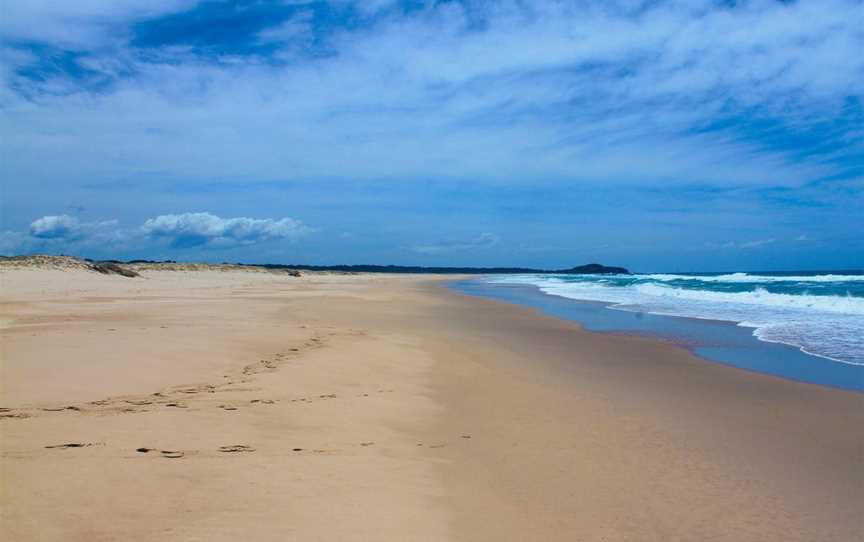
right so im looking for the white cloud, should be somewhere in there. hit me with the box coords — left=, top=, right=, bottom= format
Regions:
left=257, top=10, right=314, bottom=44
left=141, top=212, right=312, bottom=247
left=30, top=215, right=84, bottom=239
left=1, top=0, right=861, bottom=192
left=0, top=0, right=199, bottom=49
left=28, top=214, right=118, bottom=240
left=0, top=212, right=313, bottom=255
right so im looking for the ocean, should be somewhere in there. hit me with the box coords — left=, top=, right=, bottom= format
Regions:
left=453, top=271, right=864, bottom=391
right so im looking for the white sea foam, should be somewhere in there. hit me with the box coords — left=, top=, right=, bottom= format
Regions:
left=489, top=275, right=864, bottom=365
left=643, top=273, right=864, bottom=283
left=632, top=284, right=864, bottom=314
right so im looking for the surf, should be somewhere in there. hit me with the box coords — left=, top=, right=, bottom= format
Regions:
left=489, top=272, right=864, bottom=366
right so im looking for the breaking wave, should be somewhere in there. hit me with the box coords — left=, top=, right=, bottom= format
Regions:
left=489, top=272, right=864, bottom=365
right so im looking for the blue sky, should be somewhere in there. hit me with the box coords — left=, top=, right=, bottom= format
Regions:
left=1, top=0, right=862, bottom=271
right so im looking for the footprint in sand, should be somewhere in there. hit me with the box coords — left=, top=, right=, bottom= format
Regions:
left=218, top=445, right=255, bottom=453
left=45, top=442, right=99, bottom=449
left=136, top=448, right=184, bottom=458
left=175, top=385, right=215, bottom=395
left=219, top=405, right=238, bottom=411
left=1, top=412, right=31, bottom=419
left=160, top=450, right=184, bottom=458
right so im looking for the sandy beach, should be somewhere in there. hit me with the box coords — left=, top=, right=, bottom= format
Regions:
left=1, top=264, right=862, bottom=541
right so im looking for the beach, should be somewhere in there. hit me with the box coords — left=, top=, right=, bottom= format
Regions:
left=1, top=265, right=862, bottom=541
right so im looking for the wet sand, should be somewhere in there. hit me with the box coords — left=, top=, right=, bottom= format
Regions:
left=1, top=267, right=861, bottom=541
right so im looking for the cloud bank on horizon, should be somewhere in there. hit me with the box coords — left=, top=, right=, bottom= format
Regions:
left=2, top=212, right=311, bottom=255
left=1, top=0, right=862, bottom=270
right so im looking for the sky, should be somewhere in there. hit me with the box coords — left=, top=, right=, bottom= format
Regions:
left=1, top=0, right=862, bottom=272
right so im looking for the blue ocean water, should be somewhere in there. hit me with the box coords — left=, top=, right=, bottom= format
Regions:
left=453, top=271, right=864, bottom=391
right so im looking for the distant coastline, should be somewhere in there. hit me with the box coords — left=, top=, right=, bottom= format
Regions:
left=233, top=261, right=631, bottom=275
left=0, top=255, right=629, bottom=275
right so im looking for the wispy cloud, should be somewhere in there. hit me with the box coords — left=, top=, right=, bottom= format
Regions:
left=0, top=0, right=199, bottom=49
left=704, top=237, right=779, bottom=250
left=1, top=1, right=861, bottom=269
left=739, top=238, right=776, bottom=249
left=2, top=0, right=861, bottom=190
left=256, top=9, right=314, bottom=45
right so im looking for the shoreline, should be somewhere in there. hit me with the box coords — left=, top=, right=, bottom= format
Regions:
left=429, top=279, right=864, bottom=540
left=452, top=278, right=864, bottom=392
left=2, top=268, right=862, bottom=541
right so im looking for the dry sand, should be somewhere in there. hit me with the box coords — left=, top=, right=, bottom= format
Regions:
left=1, top=266, right=862, bottom=541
